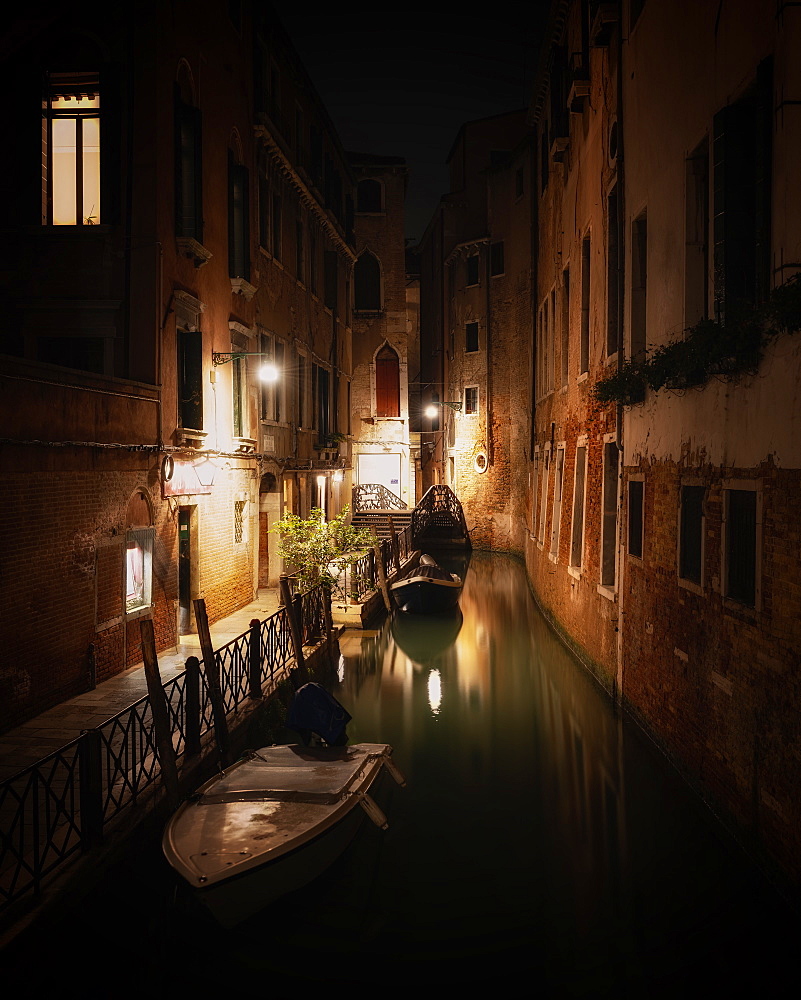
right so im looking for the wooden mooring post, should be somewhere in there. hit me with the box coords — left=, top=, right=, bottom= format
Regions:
left=248, top=618, right=262, bottom=699
left=388, top=515, right=400, bottom=571
left=139, top=617, right=180, bottom=808
left=373, top=534, right=392, bottom=613
left=193, top=598, right=232, bottom=767
left=279, top=574, right=306, bottom=673
left=184, top=655, right=201, bottom=756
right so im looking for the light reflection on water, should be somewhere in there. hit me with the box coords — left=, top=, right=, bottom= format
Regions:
left=9, top=552, right=798, bottom=994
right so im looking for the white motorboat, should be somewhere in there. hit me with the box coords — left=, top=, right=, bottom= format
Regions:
left=162, top=741, right=405, bottom=927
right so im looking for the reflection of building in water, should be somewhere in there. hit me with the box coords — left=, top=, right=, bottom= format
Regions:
left=531, top=611, right=628, bottom=907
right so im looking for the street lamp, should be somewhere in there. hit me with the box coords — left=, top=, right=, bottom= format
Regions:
left=212, top=352, right=279, bottom=383
left=424, top=400, right=462, bottom=419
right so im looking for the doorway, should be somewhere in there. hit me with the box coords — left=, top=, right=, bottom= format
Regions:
left=178, top=506, right=197, bottom=634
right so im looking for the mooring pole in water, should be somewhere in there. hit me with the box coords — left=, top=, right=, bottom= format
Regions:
left=184, top=655, right=201, bottom=756
left=388, top=515, right=400, bottom=570
left=193, top=598, right=232, bottom=767
left=279, top=574, right=306, bottom=672
left=373, top=534, right=392, bottom=613
left=139, top=617, right=180, bottom=808
left=248, top=618, right=262, bottom=699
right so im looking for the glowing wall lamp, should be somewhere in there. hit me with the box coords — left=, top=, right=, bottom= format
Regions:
left=212, top=352, right=279, bottom=383
left=424, top=400, right=462, bottom=419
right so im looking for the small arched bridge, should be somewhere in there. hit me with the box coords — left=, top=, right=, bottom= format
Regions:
left=351, top=483, right=471, bottom=549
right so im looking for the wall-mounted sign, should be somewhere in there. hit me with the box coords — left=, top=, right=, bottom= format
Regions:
left=162, top=459, right=214, bottom=496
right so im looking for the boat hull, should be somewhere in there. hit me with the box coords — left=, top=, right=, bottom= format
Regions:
left=162, top=743, right=400, bottom=927
left=390, top=576, right=462, bottom=614
left=192, top=787, right=373, bottom=926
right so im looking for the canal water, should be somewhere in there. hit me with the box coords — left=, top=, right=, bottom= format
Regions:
left=6, top=552, right=799, bottom=995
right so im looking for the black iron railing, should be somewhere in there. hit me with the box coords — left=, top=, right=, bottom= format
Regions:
left=0, top=586, right=329, bottom=914
left=411, top=485, right=470, bottom=544
left=339, top=522, right=413, bottom=602
left=351, top=483, right=407, bottom=512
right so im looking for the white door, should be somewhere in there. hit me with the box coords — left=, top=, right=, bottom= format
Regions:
left=358, top=453, right=402, bottom=501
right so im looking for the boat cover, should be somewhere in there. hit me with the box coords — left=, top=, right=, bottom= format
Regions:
left=197, top=745, right=373, bottom=805
left=287, top=682, right=352, bottom=745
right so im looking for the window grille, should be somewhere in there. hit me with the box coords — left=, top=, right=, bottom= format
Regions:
left=234, top=500, right=246, bottom=544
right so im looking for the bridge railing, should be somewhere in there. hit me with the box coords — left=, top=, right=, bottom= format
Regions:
left=339, top=522, right=413, bottom=602
left=351, top=483, right=407, bottom=512
left=411, top=484, right=471, bottom=543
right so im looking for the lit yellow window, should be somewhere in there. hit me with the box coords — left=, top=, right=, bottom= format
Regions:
left=43, top=76, right=100, bottom=226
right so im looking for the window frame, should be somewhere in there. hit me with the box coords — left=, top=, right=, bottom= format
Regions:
left=175, top=92, right=203, bottom=242
left=549, top=445, right=566, bottom=561
left=125, top=527, right=155, bottom=619
left=42, top=70, right=102, bottom=227
left=721, top=480, right=761, bottom=611
left=464, top=385, right=479, bottom=415
left=569, top=439, right=588, bottom=575
left=599, top=437, right=620, bottom=595
left=374, top=343, right=400, bottom=418
left=627, top=476, right=644, bottom=562
left=466, top=254, right=480, bottom=287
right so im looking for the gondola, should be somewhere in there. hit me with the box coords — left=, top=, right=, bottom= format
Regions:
left=389, top=553, right=463, bottom=614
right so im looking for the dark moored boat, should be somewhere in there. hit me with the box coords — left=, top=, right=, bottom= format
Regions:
left=390, top=553, right=463, bottom=614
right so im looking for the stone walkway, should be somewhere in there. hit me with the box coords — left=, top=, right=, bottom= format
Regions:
left=0, top=587, right=367, bottom=782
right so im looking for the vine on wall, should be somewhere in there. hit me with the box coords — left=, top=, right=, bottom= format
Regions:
left=592, top=274, right=801, bottom=406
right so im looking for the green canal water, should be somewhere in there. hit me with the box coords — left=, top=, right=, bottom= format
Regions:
left=8, top=551, right=799, bottom=995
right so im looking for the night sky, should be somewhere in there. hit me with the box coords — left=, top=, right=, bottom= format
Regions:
left=273, top=7, right=549, bottom=244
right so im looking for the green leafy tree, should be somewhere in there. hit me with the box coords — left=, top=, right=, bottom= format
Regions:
left=271, top=505, right=375, bottom=597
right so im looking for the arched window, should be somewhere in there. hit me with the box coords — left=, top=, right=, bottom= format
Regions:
left=375, top=344, right=400, bottom=417
left=355, top=250, right=381, bottom=310
left=357, top=178, right=382, bottom=213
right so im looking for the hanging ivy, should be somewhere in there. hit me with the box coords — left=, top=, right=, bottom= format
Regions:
left=592, top=273, right=801, bottom=405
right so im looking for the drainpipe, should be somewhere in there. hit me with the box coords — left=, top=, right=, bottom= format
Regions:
left=485, top=235, right=494, bottom=467
left=614, top=5, right=626, bottom=706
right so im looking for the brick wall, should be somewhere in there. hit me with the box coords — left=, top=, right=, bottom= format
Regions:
left=620, top=458, right=801, bottom=885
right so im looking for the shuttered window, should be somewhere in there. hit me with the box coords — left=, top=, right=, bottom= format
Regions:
left=375, top=345, right=400, bottom=417
left=228, top=154, right=249, bottom=280
left=178, top=329, right=203, bottom=430
left=175, top=95, right=202, bottom=241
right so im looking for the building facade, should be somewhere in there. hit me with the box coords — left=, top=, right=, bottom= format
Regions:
left=526, top=0, right=801, bottom=891
left=349, top=154, right=417, bottom=508
left=418, top=111, right=532, bottom=550
left=618, top=0, right=801, bottom=888
left=0, top=2, right=362, bottom=731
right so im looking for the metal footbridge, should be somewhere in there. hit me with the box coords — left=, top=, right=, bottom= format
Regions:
left=351, top=484, right=471, bottom=549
